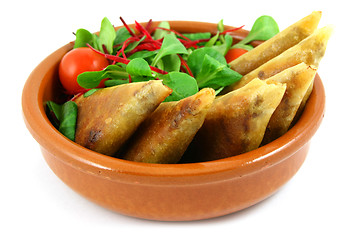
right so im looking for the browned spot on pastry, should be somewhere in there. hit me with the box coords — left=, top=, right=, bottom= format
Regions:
left=258, top=71, right=265, bottom=79
left=85, top=129, right=102, bottom=148
left=172, top=98, right=201, bottom=128
left=255, top=95, right=263, bottom=107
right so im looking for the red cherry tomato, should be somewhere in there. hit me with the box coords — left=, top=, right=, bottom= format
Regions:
left=59, top=47, right=109, bottom=94
left=225, top=48, right=248, bottom=63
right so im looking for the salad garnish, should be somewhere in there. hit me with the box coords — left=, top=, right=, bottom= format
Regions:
left=74, top=16, right=279, bottom=100
left=47, top=16, right=279, bottom=140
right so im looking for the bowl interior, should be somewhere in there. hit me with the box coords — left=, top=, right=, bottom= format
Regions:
left=22, top=21, right=325, bottom=180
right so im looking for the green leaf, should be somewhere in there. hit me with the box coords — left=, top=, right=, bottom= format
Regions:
left=182, top=32, right=211, bottom=41
left=187, top=47, right=227, bottom=77
left=104, top=79, right=129, bottom=87
left=59, top=101, right=78, bottom=141
left=153, top=21, right=171, bottom=40
left=205, top=19, right=225, bottom=48
left=98, top=17, right=116, bottom=54
left=73, top=29, right=93, bottom=48
left=126, top=58, right=155, bottom=82
left=152, top=34, right=189, bottom=66
left=84, top=89, right=99, bottom=97
left=230, top=43, right=254, bottom=51
left=212, top=34, right=233, bottom=56
left=156, top=54, right=181, bottom=72
left=182, top=32, right=211, bottom=47
left=217, top=19, right=225, bottom=42
left=162, top=72, right=198, bottom=102
left=77, top=65, right=128, bottom=89
left=114, top=27, right=133, bottom=46
left=126, top=58, right=153, bottom=76
left=195, top=54, right=242, bottom=89
left=214, top=87, right=224, bottom=95
left=47, top=100, right=78, bottom=141
left=205, top=32, right=219, bottom=47
left=123, top=36, right=146, bottom=54
left=239, top=15, right=279, bottom=45
left=77, top=70, right=106, bottom=89
left=46, top=101, right=62, bottom=123
left=128, top=50, right=158, bottom=60
left=92, top=34, right=100, bottom=50
left=104, top=64, right=128, bottom=79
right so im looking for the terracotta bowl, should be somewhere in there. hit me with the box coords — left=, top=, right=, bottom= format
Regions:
left=22, top=21, right=325, bottom=221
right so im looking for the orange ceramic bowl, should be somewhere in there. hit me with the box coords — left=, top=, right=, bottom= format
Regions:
left=22, top=21, right=325, bottom=221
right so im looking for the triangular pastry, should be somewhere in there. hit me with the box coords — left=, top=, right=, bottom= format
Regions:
left=227, top=25, right=333, bottom=92
left=190, top=78, right=286, bottom=161
left=261, top=62, right=317, bottom=144
left=74, top=80, right=172, bottom=156
left=230, top=11, right=322, bottom=75
left=123, top=88, right=215, bottom=163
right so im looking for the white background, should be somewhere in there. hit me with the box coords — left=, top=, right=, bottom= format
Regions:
left=2, top=0, right=359, bottom=239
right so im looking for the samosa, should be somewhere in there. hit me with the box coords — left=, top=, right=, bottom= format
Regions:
left=230, top=11, right=322, bottom=75
left=261, top=62, right=317, bottom=144
left=189, top=79, right=286, bottom=161
left=74, top=80, right=172, bottom=156
left=123, top=88, right=215, bottom=164
left=226, top=25, right=333, bottom=92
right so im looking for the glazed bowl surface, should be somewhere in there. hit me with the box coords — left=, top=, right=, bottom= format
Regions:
left=22, top=21, right=325, bottom=221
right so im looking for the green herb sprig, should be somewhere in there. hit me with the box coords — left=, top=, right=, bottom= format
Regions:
left=46, top=101, right=78, bottom=141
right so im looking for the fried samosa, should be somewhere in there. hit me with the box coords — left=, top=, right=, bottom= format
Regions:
left=226, top=25, right=333, bottom=92
left=291, top=79, right=314, bottom=125
left=230, top=11, right=321, bottom=75
left=123, top=88, right=215, bottom=164
left=74, top=80, right=172, bottom=156
left=261, top=63, right=317, bottom=145
left=190, top=79, right=286, bottom=161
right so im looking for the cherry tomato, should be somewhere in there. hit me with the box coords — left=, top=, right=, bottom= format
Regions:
left=59, top=47, right=109, bottom=94
left=225, top=48, right=248, bottom=63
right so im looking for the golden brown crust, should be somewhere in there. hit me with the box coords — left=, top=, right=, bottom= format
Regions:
left=261, top=63, right=317, bottom=144
left=226, top=25, right=333, bottom=92
left=189, top=79, right=286, bottom=161
left=74, top=81, right=172, bottom=156
left=122, top=88, right=215, bottom=164
left=229, top=11, right=322, bottom=76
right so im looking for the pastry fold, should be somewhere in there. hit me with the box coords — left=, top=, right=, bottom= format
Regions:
left=226, top=25, right=333, bottom=92
left=261, top=62, right=317, bottom=144
left=230, top=11, right=322, bottom=75
left=123, top=88, right=215, bottom=164
left=74, top=80, right=172, bottom=156
left=190, top=79, right=286, bottom=161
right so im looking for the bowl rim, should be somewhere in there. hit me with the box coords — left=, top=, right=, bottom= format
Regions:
left=22, top=20, right=325, bottom=180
